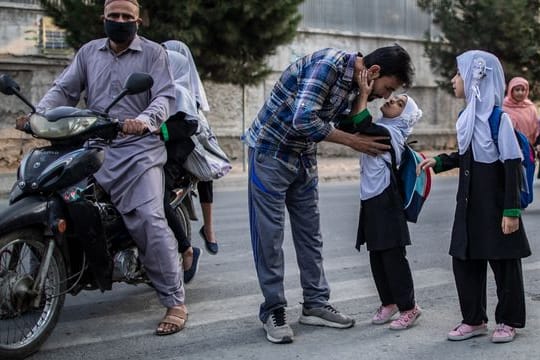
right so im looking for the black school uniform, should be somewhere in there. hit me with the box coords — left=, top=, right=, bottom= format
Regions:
left=339, top=114, right=415, bottom=311
left=435, top=147, right=530, bottom=327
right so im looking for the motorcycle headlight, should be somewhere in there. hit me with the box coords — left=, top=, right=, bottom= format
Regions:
left=30, top=114, right=98, bottom=139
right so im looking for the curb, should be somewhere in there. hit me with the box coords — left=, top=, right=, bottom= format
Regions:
left=0, top=152, right=456, bottom=196
left=214, top=157, right=361, bottom=190
left=0, top=157, right=362, bottom=196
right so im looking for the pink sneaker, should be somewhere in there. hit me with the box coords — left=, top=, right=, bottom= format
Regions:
left=372, top=304, right=398, bottom=325
left=491, top=324, right=516, bottom=343
left=389, top=304, right=421, bottom=330
left=447, top=322, right=488, bottom=341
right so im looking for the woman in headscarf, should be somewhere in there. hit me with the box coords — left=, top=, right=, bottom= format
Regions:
left=162, top=50, right=202, bottom=286
left=503, top=77, right=539, bottom=145
left=418, top=50, right=530, bottom=344
left=503, top=77, right=540, bottom=178
left=162, top=40, right=210, bottom=112
left=163, top=40, right=220, bottom=256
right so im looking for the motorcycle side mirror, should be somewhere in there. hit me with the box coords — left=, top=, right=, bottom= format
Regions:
left=104, top=72, right=154, bottom=114
left=0, top=74, right=21, bottom=95
left=123, top=72, right=154, bottom=95
left=0, top=74, right=36, bottom=113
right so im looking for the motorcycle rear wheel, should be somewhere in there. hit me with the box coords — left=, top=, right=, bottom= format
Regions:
left=175, top=202, right=191, bottom=242
left=0, top=228, right=66, bottom=359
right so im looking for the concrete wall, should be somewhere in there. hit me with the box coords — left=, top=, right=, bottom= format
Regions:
left=0, top=2, right=43, bottom=57
left=0, top=5, right=462, bottom=169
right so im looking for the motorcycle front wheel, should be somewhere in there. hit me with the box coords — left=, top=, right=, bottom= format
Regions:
left=0, top=228, right=66, bottom=359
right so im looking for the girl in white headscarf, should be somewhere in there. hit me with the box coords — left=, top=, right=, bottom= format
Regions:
left=343, top=70, right=423, bottom=331
left=418, top=50, right=530, bottom=343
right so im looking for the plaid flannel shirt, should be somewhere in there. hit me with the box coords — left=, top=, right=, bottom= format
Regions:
left=244, top=48, right=358, bottom=168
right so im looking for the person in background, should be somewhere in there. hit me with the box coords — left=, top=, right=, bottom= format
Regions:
left=502, top=76, right=540, bottom=179
left=503, top=77, right=539, bottom=145
left=163, top=40, right=220, bottom=255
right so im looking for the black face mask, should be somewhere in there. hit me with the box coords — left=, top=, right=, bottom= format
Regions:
left=104, top=19, right=137, bottom=44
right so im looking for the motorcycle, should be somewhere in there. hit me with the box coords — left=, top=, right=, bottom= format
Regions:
left=0, top=73, right=197, bottom=359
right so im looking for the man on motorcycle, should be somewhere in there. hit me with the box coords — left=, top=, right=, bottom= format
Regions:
left=16, top=0, right=187, bottom=336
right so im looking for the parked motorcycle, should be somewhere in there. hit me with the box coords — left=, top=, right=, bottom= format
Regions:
left=0, top=73, right=196, bottom=359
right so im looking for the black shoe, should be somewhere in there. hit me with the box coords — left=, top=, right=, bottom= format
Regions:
left=184, top=247, right=201, bottom=284
left=199, top=226, right=219, bottom=255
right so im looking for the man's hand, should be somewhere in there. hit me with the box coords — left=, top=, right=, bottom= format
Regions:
left=325, top=129, right=390, bottom=156
left=15, top=114, right=30, bottom=131
left=122, top=118, right=148, bottom=135
left=349, top=133, right=391, bottom=156
left=502, top=216, right=519, bottom=234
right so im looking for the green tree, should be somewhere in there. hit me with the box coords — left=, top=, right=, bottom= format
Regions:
left=417, top=0, right=540, bottom=97
left=40, top=0, right=303, bottom=85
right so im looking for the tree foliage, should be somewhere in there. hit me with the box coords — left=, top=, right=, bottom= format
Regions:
left=417, top=0, right=540, bottom=97
left=40, top=0, right=303, bottom=85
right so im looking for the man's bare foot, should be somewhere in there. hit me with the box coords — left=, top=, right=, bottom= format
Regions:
left=155, top=305, right=188, bottom=336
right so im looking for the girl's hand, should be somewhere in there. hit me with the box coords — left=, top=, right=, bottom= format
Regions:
left=357, top=70, right=374, bottom=99
left=502, top=216, right=519, bottom=234
left=416, top=157, right=436, bottom=176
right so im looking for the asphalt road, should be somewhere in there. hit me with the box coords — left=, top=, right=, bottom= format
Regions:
left=3, top=177, right=540, bottom=360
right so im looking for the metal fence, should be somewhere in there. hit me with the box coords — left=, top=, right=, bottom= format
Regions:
left=299, top=0, right=436, bottom=40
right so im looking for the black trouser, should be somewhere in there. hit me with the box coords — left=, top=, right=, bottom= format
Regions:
left=197, top=180, right=213, bottom=203
left=370, top=247, right=415, bottom=311
left=164, top=171, right=191, bottom=254
left=452, top=257, right=526, bottom=328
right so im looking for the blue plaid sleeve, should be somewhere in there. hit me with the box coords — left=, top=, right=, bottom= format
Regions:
left=292, top=60, right=338, bottom=142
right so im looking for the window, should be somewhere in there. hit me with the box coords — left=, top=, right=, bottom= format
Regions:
left=299, top=0, right=439, bottom=40
left=39, top=16, right=70, bottom=53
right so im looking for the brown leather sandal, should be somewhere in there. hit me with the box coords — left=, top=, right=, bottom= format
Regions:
left=155, top=306, right=188, bottom=336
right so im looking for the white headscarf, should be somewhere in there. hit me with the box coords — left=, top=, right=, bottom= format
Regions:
left=360, top=95, right=423, bottom=200
left=166, top=50, right=199, bottom=119
left=378, top=95, right=423, bottom=164
left=162, top=40, right=210, bottom=112
left=455, top=50, right=521, bottom=162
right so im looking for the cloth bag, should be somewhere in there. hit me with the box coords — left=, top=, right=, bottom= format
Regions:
left=183, top=111, right=232, bottom=181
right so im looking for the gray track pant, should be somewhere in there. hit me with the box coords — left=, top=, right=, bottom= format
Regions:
left=248, top=148, right=330, bottom=322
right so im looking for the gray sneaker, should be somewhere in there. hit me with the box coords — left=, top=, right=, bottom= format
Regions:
left=299, top=304, right=355, bottom=328
left=263, top=307, right=294, bottom=344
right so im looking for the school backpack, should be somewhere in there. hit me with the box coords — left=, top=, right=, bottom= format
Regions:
left=390, top=144, right=432, bottom=223
left=488, top=106, right=535, bottom=209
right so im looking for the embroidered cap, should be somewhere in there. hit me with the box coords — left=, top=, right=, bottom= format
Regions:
left=104, top=0, right=139, bottom=7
